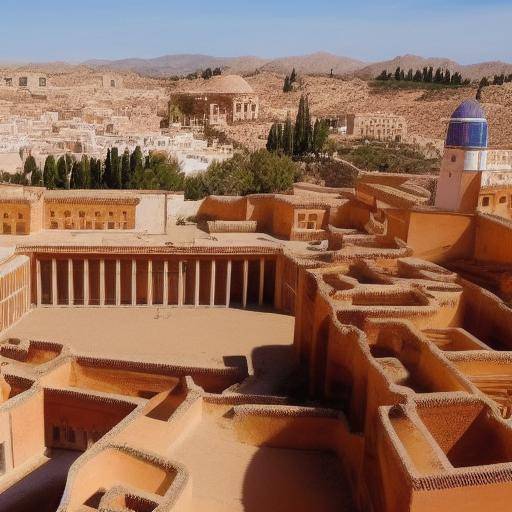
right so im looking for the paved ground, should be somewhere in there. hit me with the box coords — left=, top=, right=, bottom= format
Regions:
left=6, top=307, right=295, bottom=373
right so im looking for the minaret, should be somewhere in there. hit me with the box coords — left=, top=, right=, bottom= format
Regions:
left=435, top=100, right=488, bottom=212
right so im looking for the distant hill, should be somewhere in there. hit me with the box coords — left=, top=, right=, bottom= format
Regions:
left=258, top=52, right=366, bottom=75
left=355, top=54, right=512, bottom=81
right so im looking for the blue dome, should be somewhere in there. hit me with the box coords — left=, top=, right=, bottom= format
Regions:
left=450, top=100, right=486, bottom=120
left=446, top=100, right=488, bottom=149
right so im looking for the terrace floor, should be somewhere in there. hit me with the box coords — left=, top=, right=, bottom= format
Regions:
left=5, top=307, right=295, bottom=375
left=168, top=406, right=353, bottom=512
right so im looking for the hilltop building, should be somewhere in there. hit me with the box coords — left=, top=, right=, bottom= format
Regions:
left=169, top=75, right=259, bottom=128
left=346, top=112, right=407, bottom=142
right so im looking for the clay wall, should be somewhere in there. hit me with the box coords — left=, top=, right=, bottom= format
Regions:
left=44, top=200, right=137, bottom=230
left=473, top=214, right=512, bottom=264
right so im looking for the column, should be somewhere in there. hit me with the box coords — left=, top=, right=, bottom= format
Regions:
left=178, top=261, right=183, bottom=307
left=115, top=259, right=121, bottom=306
left=210, top=260, right=216, bottom=307
left=51, top=258, right=57, bottom=306
left=147, top=260, right=153, bottom=306
left=131, top=260, right=137, bottom=306
left=258, top=258, right=265, bottom=306
left=99, top=259, right=105, bottom=306
left=68, top=259, right=74, bottom=306
left=84, top=259, right=89, bottom=306
left=194, top=260, right=200, bottom=307
left=163, top=261, right=169, bottom=307
left=225, top=260, right=232, bottom=308
left=274, top=256, right=283, bottom=310
left=36, top=259, right=42, bottom=306
left=242, top=260, right=249, bottom=309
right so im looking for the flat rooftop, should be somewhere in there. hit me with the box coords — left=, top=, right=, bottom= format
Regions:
left=5, top=307, right=295, bottom=374
left=168, top=406, right=353, bottom=512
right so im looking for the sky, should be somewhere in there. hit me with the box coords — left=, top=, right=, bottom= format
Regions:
left=0, top=0, right=510, bottom=64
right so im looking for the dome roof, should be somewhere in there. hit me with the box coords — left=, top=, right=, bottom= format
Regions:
left=451, top=100, right=486, bottom=120
left=189, top=75, right=254, bottom=95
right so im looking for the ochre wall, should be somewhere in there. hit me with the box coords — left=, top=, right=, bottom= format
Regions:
left=474, top=214, right=512, bottom=263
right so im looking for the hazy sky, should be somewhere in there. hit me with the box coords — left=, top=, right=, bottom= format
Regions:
left=1, top=0, right=510, bottom=64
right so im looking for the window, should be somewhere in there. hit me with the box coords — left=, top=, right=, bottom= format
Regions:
left=50, top=210, right=55, bottom=217
left=79, top=211, right=85, bottom=218
left=39, top=77, right=46, bottom=87
left=17, top=213, right=23, bottom=220
left=499, top=196, right=507, bottom=204
left=3, top=213, right=8, bottom=219
left=0, top=443, right=5, bottom=476
left=108, top=211, right=114, bottom=217
left=64, top=210, right=71, bottom=218
left=110, top=79, right=115, bottom=87
left=18, top=76, right=28, bottom=87
left=482, top=197, right=490, bottom=207
left=451, top=155, right=457, bottom=163
left=236, top=104, right=242, bottom=113
left=52, top=426, right=60, bottom=442
left=122, top=211, right=127, bottom=220
left=50, top=221, right=58, bottom=229
left=107, top=222, right=115, bottom=229
left=95, top=211, right=101, bottom=217
left=4, top=78, right=12, bottom=87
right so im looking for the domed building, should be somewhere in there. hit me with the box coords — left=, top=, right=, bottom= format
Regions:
left=169, top=74, right=259, bottom=128
left=435, top=99, right=489, bottom=213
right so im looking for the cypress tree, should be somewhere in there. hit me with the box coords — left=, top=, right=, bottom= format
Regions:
left=30, top=166, right=43, bottom=186
left=43, top=155, right=57, bottom=189
left=81, top=155, right=90, bottom=188
left=434, top=68, right=443, bottom=83
left=394, top=67, right=401, bottom=81
left=312, top=119, right=329, bottom=156
left=282, top=113, right=294, bottom=156
left=413, top=70, right=422, bottom=82
left=444, top=69, right=451, bottom=84
left=277, top=123, right=283, bottom=153
left=23, top=155, right=37, bottom=176
left=406, top=69, right=413, bottom=81
left=283, top=75, right=292, bottom=93
left=293, top=95, right=312, bottom=156
left=290, top=68, right=297, bottom=83
left=266, top=123, right=278, bottom=152
left=104, top=148, right=112, bottom=188
left=376, top=70, right=389, bottom=81
left=130, top=146, right=143, bottom=179
left=110, top=147, right=121, bottom=188
left=56, top=155, right=69, bottom=189
left=70, top=161, right=82, bottom=189
left=427, top=66, right=433, bottom=82
left=90, top=158, right=102, bottom=189
left=121, top=149, right=131, bottom=188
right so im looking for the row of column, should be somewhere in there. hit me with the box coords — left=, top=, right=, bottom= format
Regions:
left=36, top=258, right=266, bottom=308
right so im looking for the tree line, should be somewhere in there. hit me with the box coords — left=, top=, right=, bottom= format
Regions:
left=377, top=66, right=469, bottom=86
left=266, top=95, right=329, bottom=157
left=1, top=147, right=184, bottom=191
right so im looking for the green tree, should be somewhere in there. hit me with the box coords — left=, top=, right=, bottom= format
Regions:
left=266, top=123, right=282, bottom=152
left=394, top=67, right=401, bottom=81
left=250, top=150, right=298, bottom=194
left=70, top=161, right=83, bottom=189
left=30, top=166, right=43, bottom=186
left=376, top=70, right=389, bottom=81
left=282, top=113, right=294, bottom=156
left=283, top=75, right=293, bottom=92
left=43, top=155, right=57, bottom=189
left=81, top=155, right=91, bottom=188
left=434, top=67, right=443, bottom=83
left=444, top=69, right=451, bottom=84
left=121, top=149, right=131, bottom=188
left=406, top=69, right=413, bottom=81
left=290, top=68, right=297, bottom=83
left=90, top=158, right=102, bottom=189
left=413, top=70, right=422, bottom=82
left=110, top=147, right=121, bottom=188
left=201, top=68, right=213, bottom=80
left=103, top=148, right=113, bottom=188
left=23, top=155, right=37, bottom=176
left=56, top=155, right=70, bottom=189
left=293, top=94, right=312, bottom=156
left=312, top=119, right=329, bottom=156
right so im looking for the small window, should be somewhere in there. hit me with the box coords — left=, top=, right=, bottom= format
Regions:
left=309, top=213, right=318, bottom=222
left=298, top=213, right=306, bottom=222
left=50, top=221, right=58, bottom=229
left=18, top=76, right=28, bottom=87
left=110, top=79, right=115, bottom=87
left=95, top=211, right=101, bottom=217
left=122, top=211, right=127, bottom=220
left=64, top=210, right=71, bottom=218
left=482, top=197, right=490, bottom=207
left=3, top=213, right=8, bottom=219
left=451, top=155, right=457, bottom=163
left=499, top=196, right=507, bottom=204
left=108, top=211, right=114, bottom=217
left=79, top=211, right=85, bottom=218
left=17, top=213, right=23, bottom=220
left=50, top=210, right=55, bottom=217
left=39, top=77, right=46, bottom=87
left=52, top=426, right=60, bottom=442
left=107, top=222, right=115, bottom=229
left=4, top=78, right=12, bottom=87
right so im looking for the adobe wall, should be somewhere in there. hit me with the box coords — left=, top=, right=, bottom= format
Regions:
left=135, top=193, right=167, bottom=234
left=198, top=196, right=248, bottom=222
left=473, top=214, right=512, bottom=263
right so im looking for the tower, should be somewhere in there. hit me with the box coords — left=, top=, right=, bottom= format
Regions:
left=435, top=100, right=488, bottom=212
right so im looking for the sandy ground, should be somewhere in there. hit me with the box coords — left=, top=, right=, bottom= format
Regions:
left=5, top=307, right=295, bottom=373
left=168, top=407, right=353, bottom=512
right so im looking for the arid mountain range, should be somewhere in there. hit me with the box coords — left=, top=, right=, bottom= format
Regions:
left=82, top=52, right=512, bottom=80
